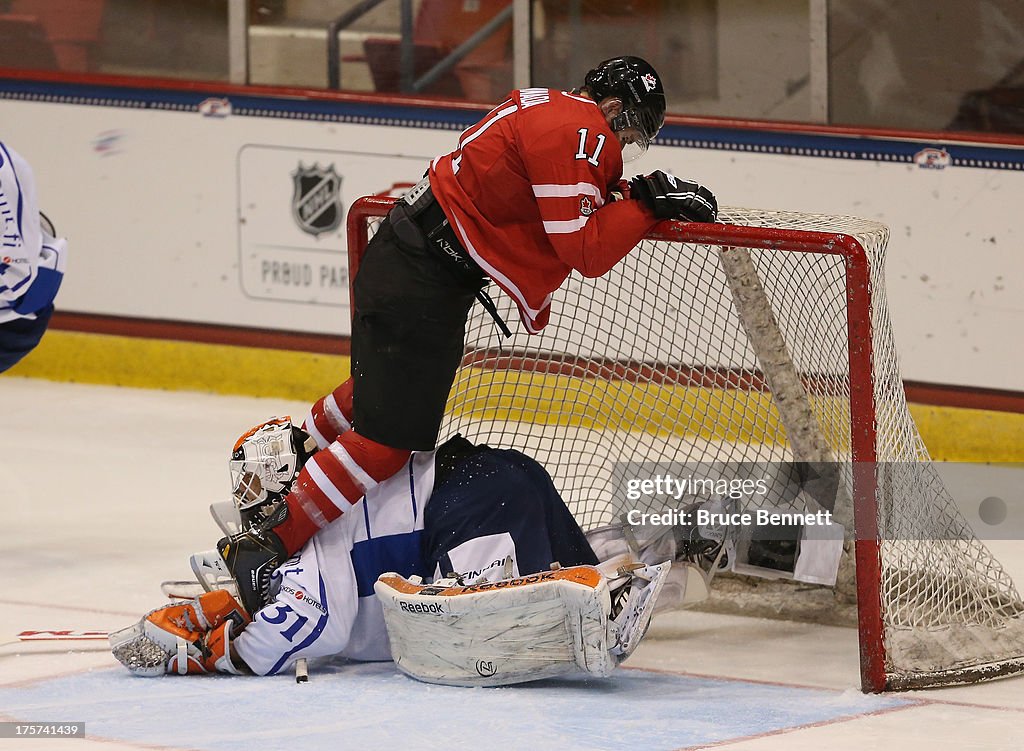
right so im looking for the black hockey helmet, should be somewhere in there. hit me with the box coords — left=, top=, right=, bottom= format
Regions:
left=584, top=56, right=666, bottom=160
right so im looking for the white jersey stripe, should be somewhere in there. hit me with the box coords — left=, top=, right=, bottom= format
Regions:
left=561, top=91, right=597, bottom=105
left=459, top=103, right=518, bottom=150
left=452, top=214, right=550, bottom=334
left=291, top=484, right=333, bottom=529
left=455, top=98, right=513, bottom=143
left=306, top=460, right=353, bottom=513
left=324, top=393, right=351, bottom=435
left=543, top=215, right=592, bottom=234
left=329, top=442, right=379, bottom=493
left=531, top=182, right=605, bottom=203
left=303, top=410, right=330, bottom=449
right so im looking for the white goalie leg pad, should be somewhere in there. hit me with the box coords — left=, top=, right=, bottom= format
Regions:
left=375, top=567, right=615, bottom=686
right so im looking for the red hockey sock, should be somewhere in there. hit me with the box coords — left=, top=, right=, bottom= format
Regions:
left=274, top=430, right=411, bottom=555
left=302, top=378, right=355, bottom=449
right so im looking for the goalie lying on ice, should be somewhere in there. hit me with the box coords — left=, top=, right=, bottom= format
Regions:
left=110, top=419, right=713, bottom=685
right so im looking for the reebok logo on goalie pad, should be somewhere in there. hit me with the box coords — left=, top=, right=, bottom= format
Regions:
left=461, top=572, right=557, bottom=594
left=399, top=601, right=447, bottom=615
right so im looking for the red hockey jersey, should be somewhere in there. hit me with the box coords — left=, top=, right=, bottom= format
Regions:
left=428, top=88, right=660, bottom=333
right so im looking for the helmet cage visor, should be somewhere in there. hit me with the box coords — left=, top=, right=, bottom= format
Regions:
left=611, top=104, right=663, bottom=161
left=229, top=422, right=300, bottom=511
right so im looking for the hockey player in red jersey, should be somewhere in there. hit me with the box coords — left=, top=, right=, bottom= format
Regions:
left=216, top=56, right=718, bottom=609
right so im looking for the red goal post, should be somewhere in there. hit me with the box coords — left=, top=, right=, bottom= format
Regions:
left=346, top=195, right=1024, bottom=693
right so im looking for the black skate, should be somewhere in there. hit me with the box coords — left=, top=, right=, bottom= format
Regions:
left=674, top=497, right=735, bottom=575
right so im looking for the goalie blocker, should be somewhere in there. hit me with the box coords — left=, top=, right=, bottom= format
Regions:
left=375, top=561, right=671, bottom=687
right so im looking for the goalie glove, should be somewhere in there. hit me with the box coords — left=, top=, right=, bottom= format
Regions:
left=109, top=590, right=250, bottom=676
left=630, top=170, right=718, bottom=222
left=190, top=501, right=290, bottom=616
left=215, top=523, right=287, bottom=616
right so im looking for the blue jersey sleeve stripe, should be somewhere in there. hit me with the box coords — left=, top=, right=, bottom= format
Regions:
left=0, top=143, right=25, bottom=239
left=13, top=266, right=62, bottom=314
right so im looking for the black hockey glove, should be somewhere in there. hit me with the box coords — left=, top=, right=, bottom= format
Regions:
left=217, top=504, right=289, bottom=615
left=630, top=171, right=718, bottom=223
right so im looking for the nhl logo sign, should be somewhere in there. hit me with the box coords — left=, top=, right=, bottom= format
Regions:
left=291, top=163, right=343, bottom=236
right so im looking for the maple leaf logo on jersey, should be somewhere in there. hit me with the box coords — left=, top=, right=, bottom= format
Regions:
left=642, top=73, right=659, bottom=92
left=291, top=164, right=344, bottom=237
left=580, top=196, right=595, bottom=216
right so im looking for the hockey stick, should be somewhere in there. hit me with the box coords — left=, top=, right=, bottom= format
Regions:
left=18, top=630, right=108, bottom=641
left=15, top=580, right=200, bottom=641
left=161, top=580, right=205, bottom=599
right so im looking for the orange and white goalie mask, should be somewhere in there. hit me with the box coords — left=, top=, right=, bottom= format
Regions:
left=225, top=417, right=318, bottom=531
left=374, top=561, right=671, bottom=687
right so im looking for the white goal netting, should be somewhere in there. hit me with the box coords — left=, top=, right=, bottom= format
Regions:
left=352, top=200, right=1024, bottom=691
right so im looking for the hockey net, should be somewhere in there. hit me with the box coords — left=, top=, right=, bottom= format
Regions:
left=347, top=196, right=1024, bottom=692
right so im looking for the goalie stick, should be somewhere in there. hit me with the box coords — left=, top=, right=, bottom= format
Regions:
left=18, top=630, right=108, bottom=641
left=16, top=579, right=218, bottom=642
left=161, top=579, right=206, bottom=600
left=22, top=629, right=310, bottom=682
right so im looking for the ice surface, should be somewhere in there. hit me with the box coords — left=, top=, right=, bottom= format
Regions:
left=1, top=377, right=1022, bottom=750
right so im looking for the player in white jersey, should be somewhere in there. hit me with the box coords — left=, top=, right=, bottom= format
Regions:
left=111, top=419, right=714, bottom=683
left=0, top=142, right=68, bottom=372
left=223, top=443, right=437, bottom=675
left=112, top=420, right=607, bottom=677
